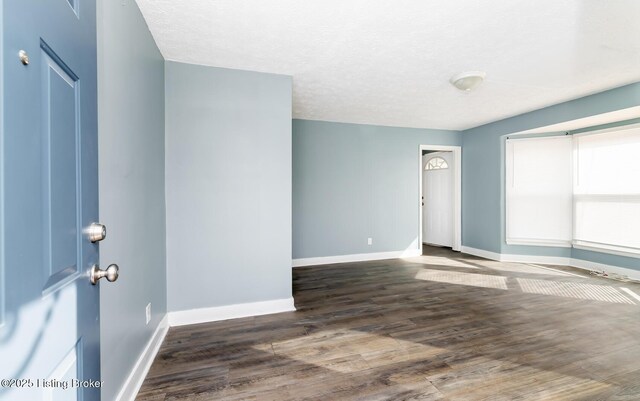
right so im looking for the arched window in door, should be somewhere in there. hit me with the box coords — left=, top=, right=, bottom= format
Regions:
left=425, top=156, right=449, bottom=171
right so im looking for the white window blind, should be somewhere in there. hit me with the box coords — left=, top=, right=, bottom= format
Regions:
left=506, top=136, right=573, bottom=247
left=573, top=125, right=640, bottom=255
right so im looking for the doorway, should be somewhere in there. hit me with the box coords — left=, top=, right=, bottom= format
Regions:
left=419, top=145, right=462, bottom=255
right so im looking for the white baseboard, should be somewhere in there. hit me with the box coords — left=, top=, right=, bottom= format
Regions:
left=460, top=246, right=502, bottom=261
left=501, top=254, right=571, bottom=265
left=292, top=249, right=422, bottom=267
left=570, top=258, right=640, bottom=280
left=122, top=298, right=295, bottom=399
left=168, top=297, right=296, bottom=327
left=115, top=315, right=169, bottom=401
left=461, top=246, right=640, bottom=281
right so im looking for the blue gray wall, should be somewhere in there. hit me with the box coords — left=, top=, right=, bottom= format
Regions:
left=165, top=61, right=292, bottom=312
left=97, top=1, right=166, bottom=400
left=293, top=119, right=461, bottom=259
left=462, top=82, right=640, bottom=270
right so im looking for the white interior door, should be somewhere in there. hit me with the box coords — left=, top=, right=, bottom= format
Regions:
left=422, top=152, right=454, bottom=247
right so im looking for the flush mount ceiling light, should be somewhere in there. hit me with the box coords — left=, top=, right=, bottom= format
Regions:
left=450, top=71, right=486, bottom=92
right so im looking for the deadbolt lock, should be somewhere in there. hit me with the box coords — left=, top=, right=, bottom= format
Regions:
left=87, top=223, right=107, bottom=243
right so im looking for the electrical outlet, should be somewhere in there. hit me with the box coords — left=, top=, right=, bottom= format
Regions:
left=367, top=237, right=373, bottom=245
left=145, top=303, right=151, bottom=325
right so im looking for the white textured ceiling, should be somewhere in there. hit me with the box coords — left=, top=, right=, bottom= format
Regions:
left=136, top=0, right=640, bottom=130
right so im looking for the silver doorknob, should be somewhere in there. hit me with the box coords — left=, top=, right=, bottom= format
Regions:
left=19, top=50, right=29, bottom=65
left=90, top=264, right=119, bottom=285
left=87, top=223, right=107, bottom=242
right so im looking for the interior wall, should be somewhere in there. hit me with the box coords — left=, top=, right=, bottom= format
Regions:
left=292, top=119, right=461, bottom=259
left=462, top=82, right=640, bottom=270
left=165, top=61, right=292, bottom=312
left=97, top=1, right=167, bottom=400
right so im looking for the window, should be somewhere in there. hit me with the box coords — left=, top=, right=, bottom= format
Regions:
left=506, top=136, right=573, bottom=247
left=506, top=124, right=640, bottom=257
left=425, top=157, right=449, bottom=170
left=573, top=125, right=640, bottom=255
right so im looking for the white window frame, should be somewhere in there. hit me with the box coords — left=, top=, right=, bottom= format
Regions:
left=505, top=123, right=640, bottom=259
left=571, top=123, right=640, bottom=257
left=425, top=156, right=449, bottom=171
left=505, top=135, right=573, bottom=248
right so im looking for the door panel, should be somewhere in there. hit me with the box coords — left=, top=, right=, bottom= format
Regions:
left=1, top=0, right=100, bottom=400
left=422, top=152, right=454, bottom=248
left=44, top=45, right=81, bottom=290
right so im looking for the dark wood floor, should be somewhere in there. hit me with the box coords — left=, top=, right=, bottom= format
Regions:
left=136, top=247, right=640, bottom=400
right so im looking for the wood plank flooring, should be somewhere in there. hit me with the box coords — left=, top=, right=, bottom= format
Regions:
left=136, top=247, right=640, bottom=400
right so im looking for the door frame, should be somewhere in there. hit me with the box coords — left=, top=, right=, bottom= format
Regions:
left=419, top=145, right=462, bottom=252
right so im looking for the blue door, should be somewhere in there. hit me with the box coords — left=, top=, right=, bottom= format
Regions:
left=0, top=0, right=105, bottom=400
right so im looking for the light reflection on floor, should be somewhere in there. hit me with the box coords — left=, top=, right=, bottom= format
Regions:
left=404, top=255, right=479, bottom=269
left=252, top=328, right=611, bottom=395
left=517, top=278, right=634, bottom=305
left=485, top=262, right=573, bottom=276
left=255, top=328, right=443, bottom=373
left=414, top=269, right=508, bottom=290
left=621, top=287, right=640, bottom=302
left=413, top=254, right=638, bottom=306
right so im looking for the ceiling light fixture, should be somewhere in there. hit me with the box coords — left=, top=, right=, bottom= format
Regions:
left=450, top=71, right=486, bottom=92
